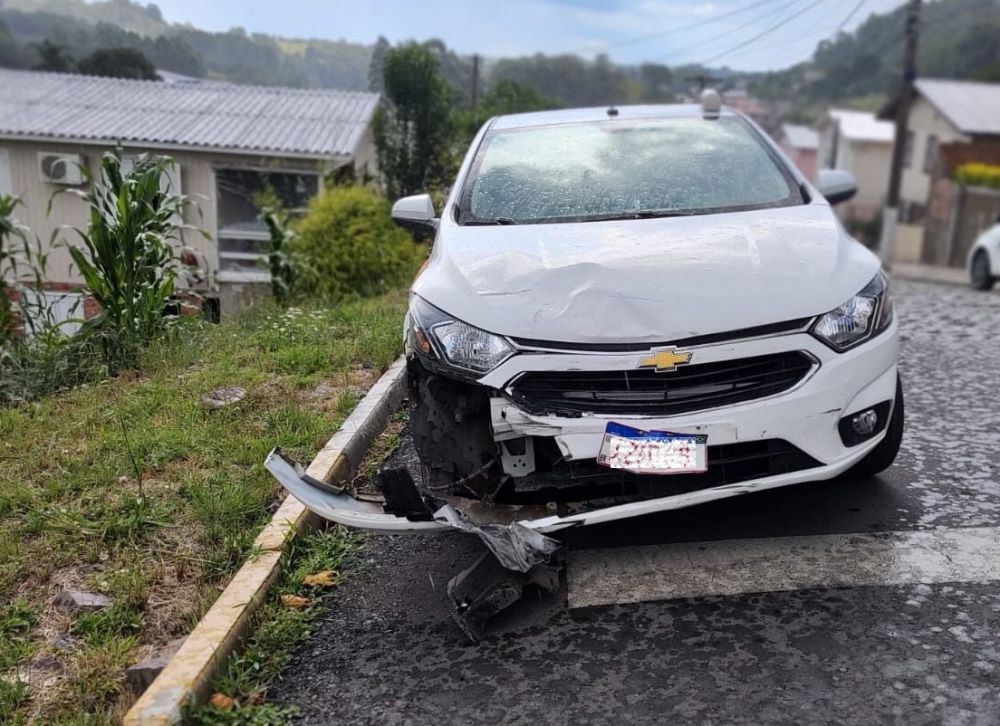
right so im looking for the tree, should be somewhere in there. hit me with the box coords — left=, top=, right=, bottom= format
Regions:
left=455, top=78, right=556, bottom=147
left=32, top=39, right=75, bottom=73
left=368, top=35, right=390, bottom=93
left=77, top=47, right=159, bottom=80
left=0, top=19, right=30, bottom=69
left=638, top=63, right=674, bottom=102
left=372, top=43, right=454, bottom=199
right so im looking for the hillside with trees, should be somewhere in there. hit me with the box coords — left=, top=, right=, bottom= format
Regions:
left=1, top=0, right=1000, bottom=113
left=751, top=0, right=1000, bottom=110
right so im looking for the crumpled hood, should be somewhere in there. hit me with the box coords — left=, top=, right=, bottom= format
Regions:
left=413, top=204, right=881, bottom=345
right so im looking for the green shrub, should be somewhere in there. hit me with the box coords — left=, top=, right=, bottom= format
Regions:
left=289, top=185, right=425, bottom=301
left=954, top=162, right=1000, bottom=189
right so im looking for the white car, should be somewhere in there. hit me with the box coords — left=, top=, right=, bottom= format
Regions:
left=969, top=217, right=1000, bottom=290
left=270, top=96, right=903, bottom=537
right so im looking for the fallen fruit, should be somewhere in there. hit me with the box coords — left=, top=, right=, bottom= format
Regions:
left=208, top=693, right=234, bottom=711
left=302, top=570, right=338, bottom=587
left=281, top=594, right=310, bottom=610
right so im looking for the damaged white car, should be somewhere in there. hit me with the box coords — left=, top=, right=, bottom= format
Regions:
left=269, top=93, right=902, bottom=545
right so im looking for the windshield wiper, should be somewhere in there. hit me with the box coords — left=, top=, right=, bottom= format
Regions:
left=584, top=210, right=696, bottom=222
left=463, top=217, right=520, bottom=225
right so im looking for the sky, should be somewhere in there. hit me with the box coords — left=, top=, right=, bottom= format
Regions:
left=146, top=0, right=909, bottom=71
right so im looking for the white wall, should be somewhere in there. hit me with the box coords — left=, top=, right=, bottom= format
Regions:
left=900, top=96, right=969, bottom=208
left=0, top=140, right=327, bottom=288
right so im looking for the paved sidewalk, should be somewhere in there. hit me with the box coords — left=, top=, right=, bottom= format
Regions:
left=890, top=261, right=968, bottom=287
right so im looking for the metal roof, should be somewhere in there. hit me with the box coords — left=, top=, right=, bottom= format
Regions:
left=915, top=78, right=1000, bottom=137
left=780, top=123, right=819, bottom=150
left=0, top=69, right=380, bottom=159
left=828, top=109, right=894, bottom=144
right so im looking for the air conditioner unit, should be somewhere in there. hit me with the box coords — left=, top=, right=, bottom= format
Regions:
left=38, top=152, right=85, bottom=185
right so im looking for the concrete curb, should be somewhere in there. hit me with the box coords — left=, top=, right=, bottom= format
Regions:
left=123, top=357, right=409, bottom=725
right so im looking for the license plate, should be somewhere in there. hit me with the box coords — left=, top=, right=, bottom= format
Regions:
left=597, top=422, right=708, bottom=475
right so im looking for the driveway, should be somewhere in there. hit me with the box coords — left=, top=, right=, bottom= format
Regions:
left=274, top=278, right=1000, bottom=725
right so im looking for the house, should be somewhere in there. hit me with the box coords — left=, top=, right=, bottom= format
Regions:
left=0, top=69, right=380, bottom=317
left=778, top=123, right=819, bottom=181
left=879, top=78, right=1000, bottom=264
left=817, top=109, right=894, bottom=223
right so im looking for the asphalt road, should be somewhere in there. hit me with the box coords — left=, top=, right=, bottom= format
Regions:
left=273, top=279, right=1000, bottom=725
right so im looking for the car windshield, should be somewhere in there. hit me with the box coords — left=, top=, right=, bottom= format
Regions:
left=460, top=116, right=802, bottom=225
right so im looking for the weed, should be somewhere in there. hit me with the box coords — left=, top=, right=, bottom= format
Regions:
left=0, top=599, right=38, bottom=670
left=72, top=605, right=143, bottom=644
left=0, top=678, right=31, bottom=724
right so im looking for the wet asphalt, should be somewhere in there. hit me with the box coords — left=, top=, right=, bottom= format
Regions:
left=273, top=279, right=1000, bottom=725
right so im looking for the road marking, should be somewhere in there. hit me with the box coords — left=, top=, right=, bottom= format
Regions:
left=567, top=526, right=1000, bottom=609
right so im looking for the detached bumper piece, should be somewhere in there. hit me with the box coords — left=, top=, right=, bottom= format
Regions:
left=265, top=449, right=563, bottom=641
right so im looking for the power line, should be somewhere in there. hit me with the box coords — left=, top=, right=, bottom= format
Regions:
left=660, top=0, right=802, bottom=63
left=584, top=0, right=784, bottom=53
left=834, top=0, right=867, bottom=33
left=726, top=0, right=868, bottom=70
left=696, top=0, right=831, bottom=65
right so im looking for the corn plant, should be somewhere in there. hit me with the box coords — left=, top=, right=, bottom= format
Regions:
left=0, top=195, right=26, bottom=340
left=260, top=205, right=299, bottom=305
left=68, top=150, right=190, bottom=371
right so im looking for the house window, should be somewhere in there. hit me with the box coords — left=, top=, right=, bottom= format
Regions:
left=923, top=134, right=938, bottom=174
left=0, top=148, right=11, bottom=195
left=902, top=131, right=915, bottom=169
left=215, top=169, right=319, bottom=281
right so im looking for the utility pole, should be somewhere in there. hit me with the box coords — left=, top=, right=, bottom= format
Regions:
left=470, top=54, right=480, bottom=108
left=879, top=0, right=921, bottom=266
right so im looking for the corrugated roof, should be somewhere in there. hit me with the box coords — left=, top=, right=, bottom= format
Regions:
left=0, top=69, right=380, bottom=158
left=828, top=108, right=894, bottom=143
left=781, top=123, right=819, bottom=150
left=915, top=78, right=1000, bottom=136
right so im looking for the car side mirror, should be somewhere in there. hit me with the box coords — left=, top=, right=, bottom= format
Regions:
left=816, top=169, right=858, bottom=206
left=391, top=194, right=438, bottom=235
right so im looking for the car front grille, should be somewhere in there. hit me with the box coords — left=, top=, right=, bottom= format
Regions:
left=502, top=438, right=824, bottom=505
left=509, top=351, right=814, bottom=416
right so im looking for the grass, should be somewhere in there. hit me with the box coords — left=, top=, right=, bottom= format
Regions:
left=188, top=527, right=364, bottom=725
left=0, top=291, right=406, bottom=724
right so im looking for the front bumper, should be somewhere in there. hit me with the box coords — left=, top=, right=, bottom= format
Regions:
left=266, top=320, right=899, bottom=534
left=487, top=320, right=899, bottom=468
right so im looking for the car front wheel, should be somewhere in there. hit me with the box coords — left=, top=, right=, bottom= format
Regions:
left=843, top=377, right=904, bottom=479
left=971, top=249, right=996, bottom=291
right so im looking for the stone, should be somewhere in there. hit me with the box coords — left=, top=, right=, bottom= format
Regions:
left=52, top=589, right=112, bottom=614
left=125, top=637, right=186, bottom=694
left=201, top=386, right=246, bottom=408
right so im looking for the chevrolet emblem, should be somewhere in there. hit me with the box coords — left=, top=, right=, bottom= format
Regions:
left=639, top=349, right=693, bottom=372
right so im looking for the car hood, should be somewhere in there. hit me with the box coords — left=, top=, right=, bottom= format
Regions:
left=413, top=204, right=881, bottom=345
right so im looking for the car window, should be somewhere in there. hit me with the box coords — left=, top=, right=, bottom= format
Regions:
left=461, top=116, right=801, bottom=224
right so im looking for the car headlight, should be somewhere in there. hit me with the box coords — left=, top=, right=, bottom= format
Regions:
left=406, top=295, right=514, bottom=375
left=811, top=272, right=893, bottom=351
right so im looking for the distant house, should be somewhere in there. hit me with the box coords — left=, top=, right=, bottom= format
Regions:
left=778, top=123, right=819, bottom=181
left=880, top=78, right=1000, bottom=264
left=817, top=109, right=894, bottom=223
left=0, top=69, right=380, bottom=317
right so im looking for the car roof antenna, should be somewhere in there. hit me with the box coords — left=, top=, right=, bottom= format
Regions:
left=607, top=106, right=619, bottom=117
left=701, top=89, right=721, bottom=120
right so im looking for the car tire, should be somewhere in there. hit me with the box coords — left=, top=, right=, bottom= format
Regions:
left=970, top=249, right=996, bottom=291
left=842, top=377, right=904, bottom=480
